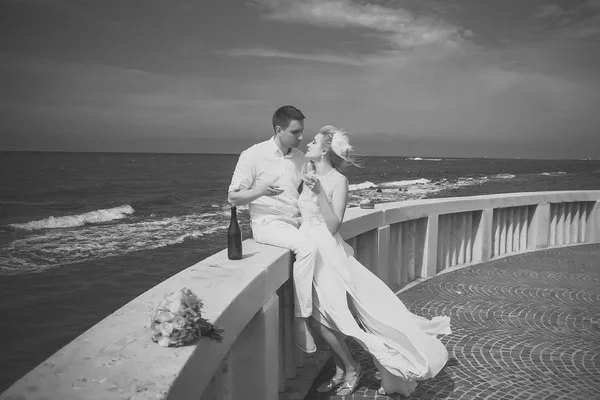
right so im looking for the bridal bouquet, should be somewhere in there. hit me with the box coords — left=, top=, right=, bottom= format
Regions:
left=150, top=288, right=224, bottom=347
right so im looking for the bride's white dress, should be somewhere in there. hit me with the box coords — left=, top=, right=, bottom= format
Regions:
left=298, top=170, right=451, bottom=395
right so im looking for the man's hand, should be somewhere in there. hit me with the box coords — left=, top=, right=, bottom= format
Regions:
left=256, top=182, right=285, bottom=197
left=228, top=179, right=284, bottom=206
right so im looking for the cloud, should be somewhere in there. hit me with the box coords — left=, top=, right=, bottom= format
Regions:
left=251, top=0, right=470, bottom=49
left=535, top=1, right=600, bottom=40
left=227, top=0, right=472, bottom=68
left=222, top=47, right=367, bottom=66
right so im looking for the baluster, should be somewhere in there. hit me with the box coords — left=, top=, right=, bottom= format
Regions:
left=499, top=208, right=507, bottom=255
left=571, top=203, right=580, bottom=244
left=436, top=215, right=445, bottom=272
left=507, top=207, right=514, bottom=254
left=512, top=207, right=520, bottom=252
left=465, top=212, right=473, bottom=263
left=451, top=214, right=459, bottom=266
left=389, top=223, right=403, bottom=290
left=458, top=212, right=466, bottom=265
left=556, top=203, right=565, bottom=245
left=579, top=203, right=588, bottom=242
left=422, top=216, right=439, bottom=278
left=549, top=204, right=557, bottom=246
left=405, top=221, right=416, bottom=282
left=377, top=225, right=391, bottom=286
left=564, top=203, right=572, bottom=244
left=444, top=215, right=451, bottom=269
left=493, top=209, right=500, bottom=257
left=414, top=218, right=426, bottom=278
left=519, top=206, right=528, bottom=250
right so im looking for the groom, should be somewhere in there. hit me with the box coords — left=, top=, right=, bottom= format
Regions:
left=227, top=105, right=317, bottom=353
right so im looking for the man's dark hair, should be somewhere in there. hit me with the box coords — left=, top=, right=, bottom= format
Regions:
left=272, top=105, right=305, bottom=132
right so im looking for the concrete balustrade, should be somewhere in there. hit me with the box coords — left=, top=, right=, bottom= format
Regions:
left=2, top=191, right=600, bottom=400
left=492, top=205, right=534, bottom=257
left=548, top=201, right=596, bottom=246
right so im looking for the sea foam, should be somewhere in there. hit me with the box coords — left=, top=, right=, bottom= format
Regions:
left=1, top=211, right=229, bottom=274
left=349, top=181, right=378, bottom=191
left=346, top=175, right=488, bottom=206
left=491, top=173, right=516, bottom=179
left=379, top=178, right=431, bottom=188
left=539, top=171, right=567, bottom=176
left=8, top=205, right=135, bottom=230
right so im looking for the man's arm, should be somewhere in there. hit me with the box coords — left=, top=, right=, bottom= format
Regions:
left=228, top=184, right=283, bottom=207
left=227, top=150, right=283, bottom=206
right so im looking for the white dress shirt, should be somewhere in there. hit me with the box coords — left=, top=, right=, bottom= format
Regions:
left=229, top=137, right=305, bottom=227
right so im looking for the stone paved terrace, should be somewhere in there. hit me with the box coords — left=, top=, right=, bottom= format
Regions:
left=305, top=244, right=600, bottom=400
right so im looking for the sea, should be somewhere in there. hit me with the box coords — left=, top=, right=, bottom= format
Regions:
left=1, top=151, right=599, bottom=391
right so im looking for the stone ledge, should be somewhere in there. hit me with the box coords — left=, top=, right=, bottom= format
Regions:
left=0, top=240, right=292, bottom=400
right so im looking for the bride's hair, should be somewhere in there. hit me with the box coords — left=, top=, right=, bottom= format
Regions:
left=318, top=125, right=363, bottom=169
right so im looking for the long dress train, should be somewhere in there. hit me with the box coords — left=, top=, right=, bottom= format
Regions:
left=298, top=170, right=451, bottom=396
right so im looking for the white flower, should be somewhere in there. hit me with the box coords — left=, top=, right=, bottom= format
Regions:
left=331, top=130, right=352, bottom=159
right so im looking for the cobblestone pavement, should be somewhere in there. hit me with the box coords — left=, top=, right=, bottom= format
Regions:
left=305, top=244, right=600, bottom=400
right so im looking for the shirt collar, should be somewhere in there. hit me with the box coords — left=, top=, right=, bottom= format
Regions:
left=269, top=137, right=294, bottom=157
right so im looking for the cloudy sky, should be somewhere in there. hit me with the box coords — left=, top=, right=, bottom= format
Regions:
left=1, top=0, right=599, bottom=158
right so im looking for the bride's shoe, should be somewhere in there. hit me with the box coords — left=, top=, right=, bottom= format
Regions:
left=334, top=364, right=363, bottom=396
left=316, top=376, right=344, bottom=393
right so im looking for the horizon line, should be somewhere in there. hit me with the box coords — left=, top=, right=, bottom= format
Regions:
left=0, top=150, right=597, bottom=162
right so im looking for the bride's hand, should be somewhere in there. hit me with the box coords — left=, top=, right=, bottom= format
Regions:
left=302, top=175, right=322, bottom=194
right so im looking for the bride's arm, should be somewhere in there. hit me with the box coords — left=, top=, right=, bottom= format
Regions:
left=316, top=176, right=349, bottom=235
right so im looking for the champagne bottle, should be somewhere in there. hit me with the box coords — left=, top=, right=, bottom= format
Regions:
left=227, top=206, right=243, bottom=260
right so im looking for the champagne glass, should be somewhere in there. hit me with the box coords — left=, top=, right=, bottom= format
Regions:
left=267, top=172, right=284, bottom=210
left=301, top=161, right=317, bottom=181
left=300, top=161, right=318, bottom=198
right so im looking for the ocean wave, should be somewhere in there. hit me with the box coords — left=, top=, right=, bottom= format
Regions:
left=539, top=171, right=567, bottom=176
left=379, top=178, right=431, bottom=188
left=406, top=157, right=442, bottom=161
left=349, top=181, right=377, bottom=191
left=8, top=205, right=135, bottom=230
left=348, top=177, right=452, bottom=193
left=346, top=176, right=488, bottom=206
left=0, top=212, right=230, bottom=275
left=490, top=173, right=516, bottom=179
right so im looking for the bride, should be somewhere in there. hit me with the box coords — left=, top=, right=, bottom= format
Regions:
left=298, top=125, right=451, bottom=396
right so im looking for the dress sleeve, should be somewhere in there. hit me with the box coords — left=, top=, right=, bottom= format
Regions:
left=228, top=150, right=256, bottom=193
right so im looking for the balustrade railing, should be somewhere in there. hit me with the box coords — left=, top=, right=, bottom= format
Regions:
left=2, top=191, right=599, bottom=400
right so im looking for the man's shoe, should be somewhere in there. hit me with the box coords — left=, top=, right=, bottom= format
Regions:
left=293, top=319, right=317, bottom=353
